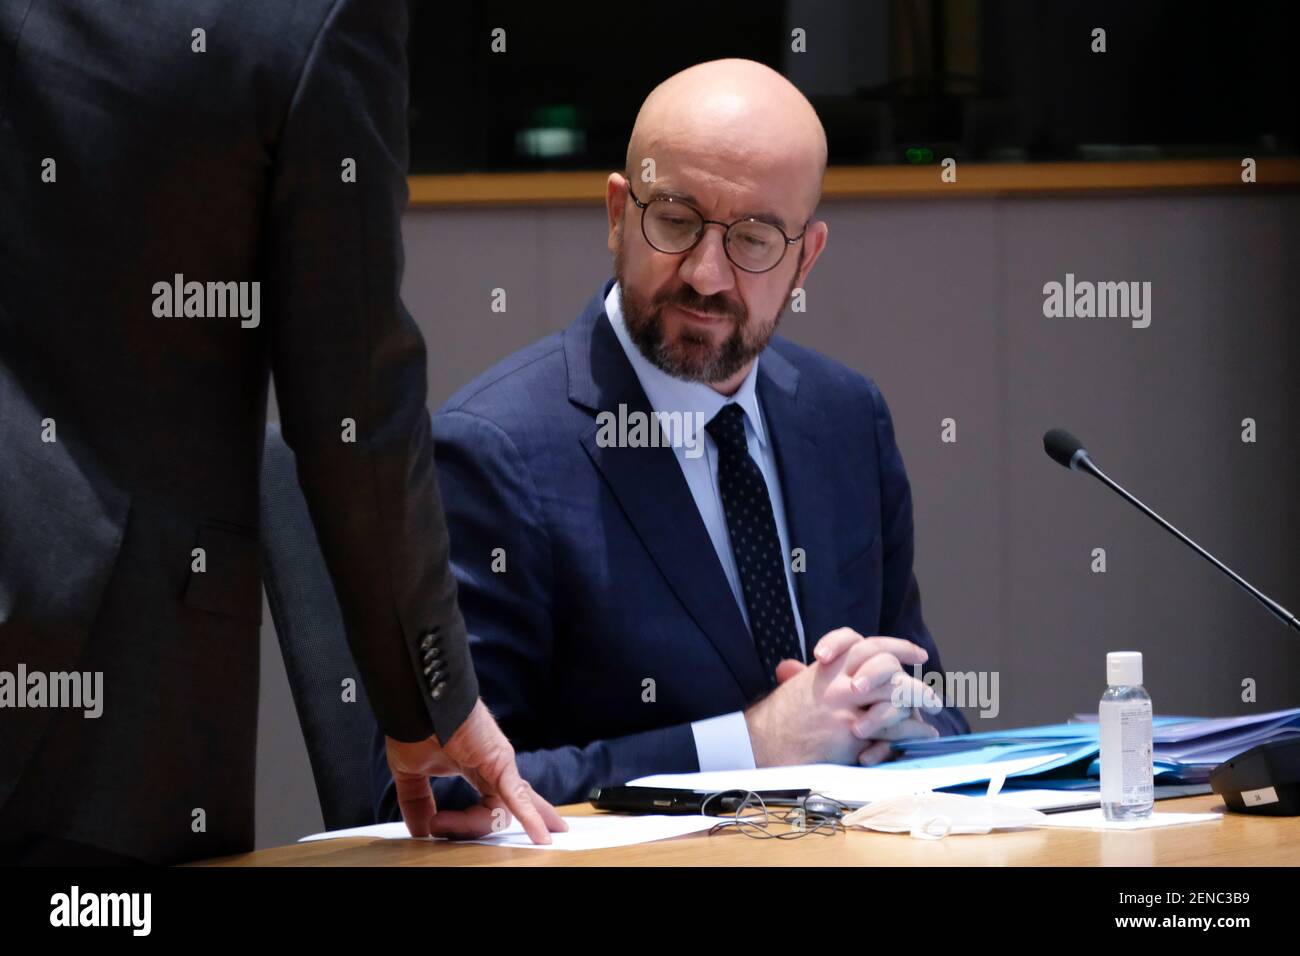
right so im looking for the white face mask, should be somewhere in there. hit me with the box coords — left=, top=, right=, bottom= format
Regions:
left=843, top=791, right=1048, bottom=840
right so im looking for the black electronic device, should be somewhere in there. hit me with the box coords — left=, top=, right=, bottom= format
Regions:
left=1209, top=738, right=1300, bottom=816
left=588, top=785, right=811, bottom=815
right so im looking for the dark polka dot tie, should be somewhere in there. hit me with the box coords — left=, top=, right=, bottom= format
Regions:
left=705, top=403, right=803, bottom=684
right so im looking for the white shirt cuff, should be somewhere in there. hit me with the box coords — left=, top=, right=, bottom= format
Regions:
left=691, top=710, right=757, bottom=772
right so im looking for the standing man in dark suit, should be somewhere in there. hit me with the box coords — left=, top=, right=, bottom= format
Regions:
left=0, top=0, right=561, bottom=864
left=374, top=59, right=971, bottom=817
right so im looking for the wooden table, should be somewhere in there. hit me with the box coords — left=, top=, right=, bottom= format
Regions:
left=197, top=795, right=1299, bottom=867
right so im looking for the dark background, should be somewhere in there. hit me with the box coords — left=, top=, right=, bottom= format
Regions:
left=410, top=0, right=1298, bottom=173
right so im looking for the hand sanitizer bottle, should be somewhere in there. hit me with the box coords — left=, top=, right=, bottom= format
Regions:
left=1100, top=651, right=1154, bottom=820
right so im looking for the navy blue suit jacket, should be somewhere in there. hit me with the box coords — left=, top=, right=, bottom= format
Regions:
left=374, top=278, right=969, bottom=817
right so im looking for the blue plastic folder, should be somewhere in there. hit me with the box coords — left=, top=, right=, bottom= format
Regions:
left=889, top=707, right=1300, bottom=788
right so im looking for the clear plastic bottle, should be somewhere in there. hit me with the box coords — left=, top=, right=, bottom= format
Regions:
left=1099, top=651, right=1154, bottom=820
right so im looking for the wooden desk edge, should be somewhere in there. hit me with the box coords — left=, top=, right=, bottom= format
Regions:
left=408, top=158, right=1300, bottom=208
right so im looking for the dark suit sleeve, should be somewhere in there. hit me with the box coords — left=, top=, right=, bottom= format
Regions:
left=263, top=0, right=476, bottom=744
left=868, top=381, right=971, bottom=738
left=371, top=408, right=701, bottom=816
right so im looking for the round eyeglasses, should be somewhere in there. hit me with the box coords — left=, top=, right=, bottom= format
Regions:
left=626, top=184, right=807, bottom=274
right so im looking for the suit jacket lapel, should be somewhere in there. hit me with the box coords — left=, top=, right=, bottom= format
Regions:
left=757, top=345, right=838, bottom=658
left=567, top=282, right=768, bottom=700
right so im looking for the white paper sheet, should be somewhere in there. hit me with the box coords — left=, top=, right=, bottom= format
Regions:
left=299, top=821, right=429, bottom=843
left=974, top=789, right=1101, bottom=811
left=299, top=814, right=720, bottom=851
left=1031, top=808, right=1222, bottom=829
left=630, top=752, right=1066, bottom=805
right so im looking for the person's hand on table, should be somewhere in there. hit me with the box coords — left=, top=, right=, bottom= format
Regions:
left=386, top=699, right=568, bottom=844
left=744, top=628, right=946, bottom=767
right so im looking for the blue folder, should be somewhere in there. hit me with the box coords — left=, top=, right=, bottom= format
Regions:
left=889, top=707, right=1300, bottom=787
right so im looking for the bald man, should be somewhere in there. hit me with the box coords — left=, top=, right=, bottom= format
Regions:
left=372, top=59, right=970, bottom=814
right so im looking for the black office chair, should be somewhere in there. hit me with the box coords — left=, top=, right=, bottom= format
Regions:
left=260, top=424, right=379, bottom=830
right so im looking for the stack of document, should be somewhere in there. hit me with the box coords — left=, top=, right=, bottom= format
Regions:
left=631, top=709, right=1298, bottom=811
left=891, top=706, right=1300, bottom=786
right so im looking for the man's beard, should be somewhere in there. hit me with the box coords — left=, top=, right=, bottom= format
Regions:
left=614, top=229, right=802, bottom=384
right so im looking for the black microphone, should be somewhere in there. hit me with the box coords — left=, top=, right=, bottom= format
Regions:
left=1043, top=428, right=1300, bottom=634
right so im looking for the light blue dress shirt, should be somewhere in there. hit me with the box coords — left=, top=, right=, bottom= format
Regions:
left=605, top=282, right=807, bottom=771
